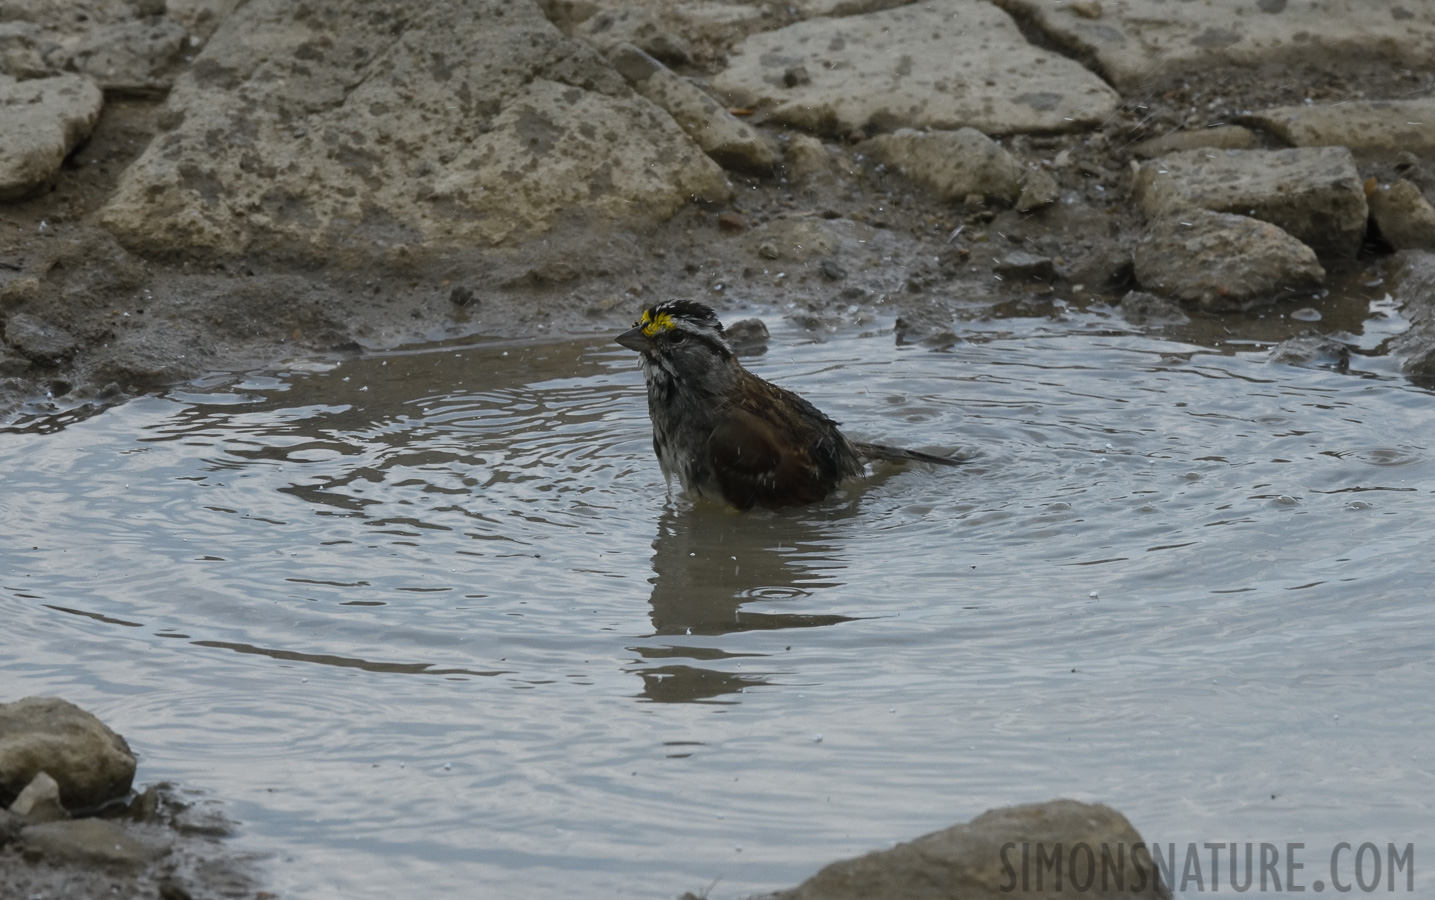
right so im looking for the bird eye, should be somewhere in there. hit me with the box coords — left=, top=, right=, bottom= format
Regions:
left=669, top=331, right=687, bottom=344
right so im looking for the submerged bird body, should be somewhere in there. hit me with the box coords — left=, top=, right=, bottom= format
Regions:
left=616, top=300, right=959, bottom=510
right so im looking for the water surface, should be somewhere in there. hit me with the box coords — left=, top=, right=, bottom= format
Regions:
left=2, top=306, right=1432, bottom=898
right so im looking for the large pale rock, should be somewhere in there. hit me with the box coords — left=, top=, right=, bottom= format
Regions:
left=1133, top=210, right=1325, bottom=309
left=609, top=43, right=777, bottom=173
left=100, top=0, right=729, bottom=265
left=858, top=128, right=1023, bottom=204
left=711, top=0, right=1120, bottom=137
left=1370, top=179, right=1435, bottom=251
left=1133, top=147, right=1366, bottom=258
left=0, top=697, right=135, bottom=810
left=0, top=73, right=104, bottom=201
left=759, top=799, right=1168, bottom=900
left=1241, top=99, right=1435, bottom=157
left=994, top=0, right=1435, bottom=92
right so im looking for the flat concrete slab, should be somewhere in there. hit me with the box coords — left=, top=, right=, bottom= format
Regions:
left=1133, top=146, right=1367, bottom=258
left=0, top=74, right=103, bottom=201
left=711, top=0, right=1120, bottom=137
left=996, top=0, right=1435, bottom=92
left=99, top=0, right=730, bottom=264
left=1242, top=99, right=1435, bottom=157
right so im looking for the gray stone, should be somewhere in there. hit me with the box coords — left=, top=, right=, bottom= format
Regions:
left=609, top=43, right=776, bottom=174
left=1130, top=126, right=1260, bottom=160
left=860, top=128, right=1023, bottom=205
left=0, top=21, right=54, bottom=79
left=0, top=274, right=43, bottom=310
left=99, top=0, right=729, bottom=265
left=1269, top=334, right=1351, bottom=373
left=21, top=818, right=168, bottom=868
left=994, top=0, right=1435, bottom=92
left=574, top=7, right=691, bottom=63
left=535, top=0, right=599, bottom=31
left=68, top=16, right=188, bottom=93
left=3, top=312, right=79, bottom=364
left=758, top=799, right=1169, bottom=900
left=724, top=316, right=769, bottom=355
left=994, top=251, right=1055, bottom=281
left=1389, top=250, right=1435, bottom=379
left=1119, top=290, right=1189, bottom=327
left=1133, top=209, right=1325, bottom=309
left=894, top=309, right=957, bottom=348
left=0, top=73, right=104, bottom=201
left=711, top=1, right=1120, bottom=137
left=746, top=217, right=840, bottom=262
left=1015, top=166, right=1060, bottom=212
left=0, top=697, right=135, bottom=810
left=1241, top=99, right=1435, bottom=157
left=1369, top=179, right=1435, bottom=251
left=8, top=771, right=69, bottom=824
left=1062, top=242, right=1132, bottom=291
left=1133, top=147, right=1366, bottom=258
left=783, top=134, right=846, bottom=191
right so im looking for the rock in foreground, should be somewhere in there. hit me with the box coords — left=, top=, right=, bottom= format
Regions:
left=750, top=798, right=1168, bottom=900
left=0, top=697, right=135, bottom=810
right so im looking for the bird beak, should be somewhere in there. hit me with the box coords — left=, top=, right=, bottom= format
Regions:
left=615, top=325, right=650, bottom=353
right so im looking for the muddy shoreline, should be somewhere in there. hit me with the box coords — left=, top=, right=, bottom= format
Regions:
left=2, top=55, right=1431, bottom=423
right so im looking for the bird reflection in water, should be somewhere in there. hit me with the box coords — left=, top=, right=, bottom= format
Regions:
left=628, top=500, right=860, bottom=704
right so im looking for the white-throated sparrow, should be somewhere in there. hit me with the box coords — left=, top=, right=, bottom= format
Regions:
left=617, top=300, right=960, bottom=510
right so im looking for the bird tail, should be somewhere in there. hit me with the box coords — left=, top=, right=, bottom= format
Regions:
left=854, top=441, right=966, bottom=467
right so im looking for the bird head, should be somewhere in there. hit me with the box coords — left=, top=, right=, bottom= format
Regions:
left=615, top=300, right=733, bottom=360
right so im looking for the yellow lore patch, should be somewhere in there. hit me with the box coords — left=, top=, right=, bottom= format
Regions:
left=641, top=311, right=675, bottom=337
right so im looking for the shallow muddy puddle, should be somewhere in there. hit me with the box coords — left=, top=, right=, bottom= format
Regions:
left=2, top=301, right=1432, bottom=898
